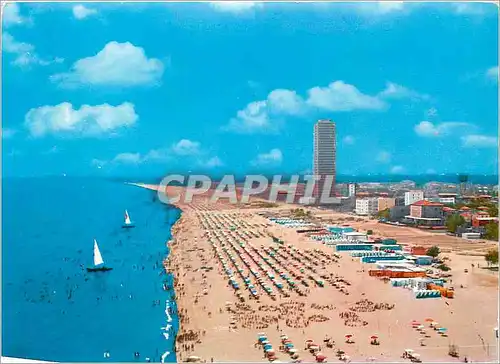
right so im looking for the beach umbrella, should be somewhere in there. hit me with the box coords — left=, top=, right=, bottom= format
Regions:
left=425, top=318, right=434, bottom=322
left=264, top=344, right=273, bottom=350
left=288, top=348, right=297, bottom=354
left=370, top=335, right=378, bottom=339
left=345, top=334, right=353, bottom=338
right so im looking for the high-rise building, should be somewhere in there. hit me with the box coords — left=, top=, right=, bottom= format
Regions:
left=313, top=119, right=336, bottom=200
left=348, top=183, right=357, bottom=197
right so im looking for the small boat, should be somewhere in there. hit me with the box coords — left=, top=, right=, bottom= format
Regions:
left=122, top=210, right=134, bottom=228
left=87, top=239, right=113, bottom=272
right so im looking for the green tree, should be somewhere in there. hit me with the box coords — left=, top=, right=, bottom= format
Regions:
left=378, top=208, right=390, bottom=219
left=426, top=245, right=441, bottom=258
left=484, top=222, right=499, bottom=241
left=487, top=204, right=498, bottom=217
left=445, top=214, right=466, bottom=233
left=367, top=229, right=373, bottom=235
left=485, top=248, right=499, bottom=266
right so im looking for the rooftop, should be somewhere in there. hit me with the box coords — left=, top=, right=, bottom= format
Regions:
left=412, top=200, right=444, bottom=207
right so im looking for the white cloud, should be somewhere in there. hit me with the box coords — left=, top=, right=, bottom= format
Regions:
left=3, top=3, right=29, bottom=27
left=353, top=1, right=406, bottom=16
left=72, top=5, right=98, bottom=20
left=113, top=152, right=142, bottom=164
left=378, top=82, right=430, bottom=101
left=343, top=135, right=355, bottom=145
left=390, top=165, right=405, bottom=174
left=1, top=128, right=17, bottom=139
left=224, top=100, right=272, bottom=134
left=171, top=139, right=201, bottom=156
left=209, top=1, right=262, bottom=13
left=50, top=41, right=164, bottom=88
left=3, top=32, right=63, bottom=67
left=226, top=80, right=426, bottom=133
left=376, top=151, right=391, bottom=163
left=204, top=156, right=224, bottom=168
left=414, top=121, right=472, bottom=137
left=486, top=66, right=498, bottom=82
left=251, top=148, right=283, bottom=167
left=306, top=81, right=387, bottom=111
left=451, top=3, right=489, bottom=16
left=461, top=135, right=498, bottom=148
left=267, top=89, right=305, bottom=115
left=24, top=102, right=138, bottom=138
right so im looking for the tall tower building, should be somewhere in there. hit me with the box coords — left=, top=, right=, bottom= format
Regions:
left=313, top=119, right=336, bottom=200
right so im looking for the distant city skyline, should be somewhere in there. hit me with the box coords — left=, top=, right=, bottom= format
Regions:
left=2, top=2, right=498, bottom=178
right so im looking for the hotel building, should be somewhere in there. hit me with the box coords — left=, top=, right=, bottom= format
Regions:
left=313, top=119, right=336, bottom=201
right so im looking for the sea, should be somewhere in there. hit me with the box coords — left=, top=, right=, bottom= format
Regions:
left=2, top=177, right=181, bottom=362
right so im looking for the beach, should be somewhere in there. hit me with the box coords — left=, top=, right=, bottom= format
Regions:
left=137, top=184, right=498, bottom=363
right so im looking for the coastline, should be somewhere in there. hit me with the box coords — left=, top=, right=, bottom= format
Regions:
left=133, top=183, right=498, bottom=363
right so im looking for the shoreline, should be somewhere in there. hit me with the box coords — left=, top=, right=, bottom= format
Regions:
left=133, top=183, right=498, bottom=363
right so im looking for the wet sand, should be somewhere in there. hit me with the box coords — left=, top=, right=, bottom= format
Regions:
left=134, top=184, right=498, bottom=363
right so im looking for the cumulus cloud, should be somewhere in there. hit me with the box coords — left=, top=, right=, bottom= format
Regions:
left=451, top=3, right=491, bottom=16
left=209, top=1, right=262, bottom=13
left=307, top=81, right=387, bottom=111
left=95, top=139, right=219, bottom=167
left=352, top=1, right=407, bottom=16
left=251, top=149, right=283, bottom=167
left=376, top=151, right=392, bottom=163
left=414, top=121, right=473, bottom=137
left=343, top=135, right=355, bottom=145
left=390, top=165, right=405, bottom=174
left=113, top=153, right=142, bottom=164
left=50, top=41, right=164, bottom=88
left=72, top=5, right=98, bottom=20
left=3, top=32, right=63, bottom=67
left=3, top=3, right=29, bottom=27
left=171, top=139, right=201, bottom=156
left=225, top=80, right=428, bottom=133
left=24, top=102, right=138, bottom=138
left=378, top=82, right=430, bottom=101
left=461, top=135, right=498, bottom=148
left=204, top=156, right=224, bottom=168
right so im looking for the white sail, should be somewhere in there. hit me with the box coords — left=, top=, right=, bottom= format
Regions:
left=124, top=210, right=131, bottom=225
left=93, top=239, right=104, bottom=266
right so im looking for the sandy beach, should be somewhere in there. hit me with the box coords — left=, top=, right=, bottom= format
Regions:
left=134, top=184, right=498, bottom=363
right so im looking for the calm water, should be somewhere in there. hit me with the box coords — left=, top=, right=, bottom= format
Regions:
left=2, top=177, right=181, bottom=362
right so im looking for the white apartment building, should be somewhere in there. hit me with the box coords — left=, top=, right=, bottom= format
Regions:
left=355, top=198, right=379, bottom=216
left=348, top=183, right=356, bottom=197
left=439, top=197, right=456, bottom=205
left=404, top=190, right=424, bottom=206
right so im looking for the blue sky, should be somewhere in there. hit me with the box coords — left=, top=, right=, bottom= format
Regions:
left=2, top=1, right=498, bottom=178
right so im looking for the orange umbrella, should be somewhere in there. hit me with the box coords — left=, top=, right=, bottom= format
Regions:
left=425, top=318, right=434, bottom=322
left=371, top=335, right=378, bottom=339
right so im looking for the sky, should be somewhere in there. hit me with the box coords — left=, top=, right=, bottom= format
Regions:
left=2, top=1, right=499, bottom=178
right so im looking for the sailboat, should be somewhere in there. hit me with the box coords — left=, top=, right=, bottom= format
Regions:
left=122, top=209, right=134, bottom=228
left=87, top=239, right=113, bottom=272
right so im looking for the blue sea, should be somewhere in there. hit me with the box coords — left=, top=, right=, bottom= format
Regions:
left=2, top=177, right=181, bottom=362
